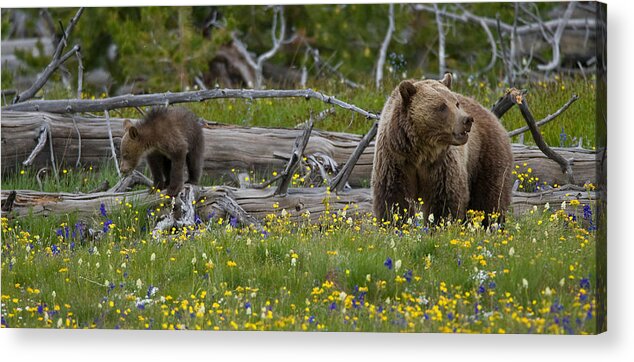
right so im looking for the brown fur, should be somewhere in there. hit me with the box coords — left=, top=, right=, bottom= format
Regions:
left=120, top=107, right=205, bottom=196
left=372, top=74, right=513, bottom=225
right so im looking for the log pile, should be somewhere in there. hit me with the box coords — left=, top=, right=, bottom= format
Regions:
left=0, top=111, right=599, bottom=188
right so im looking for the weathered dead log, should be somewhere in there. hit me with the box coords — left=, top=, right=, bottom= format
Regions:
left=0, top=185, right=597, bottom=222
left=0, top=111, right=598, bottom=187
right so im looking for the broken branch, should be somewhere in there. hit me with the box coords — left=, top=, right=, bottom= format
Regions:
left=514, top=94, right=575, bottom=184
left=2, top=88, right=380, bottom=120
left=13, top=7, right=84, bottom=103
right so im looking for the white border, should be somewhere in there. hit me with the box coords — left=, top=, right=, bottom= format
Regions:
left=1, top=0, right=632, bottom=361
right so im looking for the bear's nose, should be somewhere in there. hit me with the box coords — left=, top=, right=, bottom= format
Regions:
left=463, top=116, right=474, bottom=125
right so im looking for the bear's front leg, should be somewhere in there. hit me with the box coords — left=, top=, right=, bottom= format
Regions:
left=166, top=152, right=186, bottom=197
left=146, top=151, right=167, bottom=191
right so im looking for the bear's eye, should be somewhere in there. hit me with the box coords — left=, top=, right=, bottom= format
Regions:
left=456, top=102, right=460, bottom=108
left=437, top=103, right=448, bottom=112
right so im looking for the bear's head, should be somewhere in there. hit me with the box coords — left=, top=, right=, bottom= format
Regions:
left=396, top=73, right=473, bottom=151
left=119, top=119, right=147, bottom=174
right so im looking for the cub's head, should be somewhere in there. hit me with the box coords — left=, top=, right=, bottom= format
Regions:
left=119, top=119, right=147, bottom=174
left=396, top=73, right=473, bottom=149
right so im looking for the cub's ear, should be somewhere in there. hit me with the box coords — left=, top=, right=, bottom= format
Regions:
left=440, top=72, right=453, bottom=89
left=399, top=81, right=417, bottom=108
left=128, top=126, right=140, bottom=141
left=123, top=119, right=133, bottom=130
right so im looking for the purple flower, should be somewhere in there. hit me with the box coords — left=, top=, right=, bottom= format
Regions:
left=477, top=285, right=486, bottom=294
left=403, top=270, right=413, bottom=283
left=244, top=302, right=251, bottom=310
left=580, top=278, right=591, bottom=289
left=100, top=203, right=107, bottom=217
left=103, top=219, right=113, bottom=233
left=308, top=316, right=316, bottom=324
left=583, top=205, right=592, bottom=220
left=194, top=214, right=202, bottom=225
left=51, top=244, right=60, bottom=255
left=329, top=302, right=337, bottom=311
left=384, top=257, right=393, bottom=270
left=229, top=216, right=238, bottom=228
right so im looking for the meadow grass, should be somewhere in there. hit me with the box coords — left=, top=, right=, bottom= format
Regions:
left=1, top=165, right=598, bottom=333
left=1, top=77, right=598, bottom=333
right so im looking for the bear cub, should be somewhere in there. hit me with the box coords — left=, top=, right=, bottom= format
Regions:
left=120, top=107, right=205, bottom=196
left=372, top=73, right=513, bottom=225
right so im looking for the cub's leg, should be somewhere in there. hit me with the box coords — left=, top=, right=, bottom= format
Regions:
left=146, top=151, right=167, bottom=191
left=166, top=151, right=186, bottom=197
left=185, top=150, right=203, bottom=185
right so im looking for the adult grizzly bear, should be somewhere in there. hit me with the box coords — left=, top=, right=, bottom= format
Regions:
left=372, top=74, right=513, bottom=225
left=120, top=107, right=205, bottom=196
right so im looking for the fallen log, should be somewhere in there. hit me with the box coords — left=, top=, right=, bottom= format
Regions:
left=0, top=111, right=599, bottom=187
left=0, top=185, right=597, bottom=222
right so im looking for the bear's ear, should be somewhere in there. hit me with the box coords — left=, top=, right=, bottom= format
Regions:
left=128, top=126, right=140, bottom=141
left=440, top=73, right=453, bottom=89
left=399, top=81, right=417, bottom=108
left=123, top=119, right=133, bottom=131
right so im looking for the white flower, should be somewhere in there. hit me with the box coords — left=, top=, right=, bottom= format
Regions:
left=202, top=253, right=207, bottom=260
left=545, top=287, right=552, bottom=296
left=522, top=278, right=529, bottom=289
left=428, top=213, right=435, bottom=223
left=509, top=247, right=515, bottom=257
left=291, top=258, right=297, bottom=267
left=339, top=291, right=347, bottom=301
left=395, top=259, right=402, bottom=271
left=191, top=257, right=197, bottom=265
left=366, top=274, right=372, bottom=282
left=561, top=201, right=567, bottom=210
left=136, top=278, right=143, bottom=289
left=559, top=278, right=565, bottom=287
left=150, top=253, right=156, bottom=262
left=544, top=203, right=550, bottom=211
left=52, top=291, right=56, bottom=299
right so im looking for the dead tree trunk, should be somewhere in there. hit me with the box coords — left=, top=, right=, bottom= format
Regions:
left=1, top=111, right=599, bottom=188
left=0, top=185, right=597, bottom=222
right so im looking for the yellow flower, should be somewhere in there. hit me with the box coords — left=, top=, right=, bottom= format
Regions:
left=227, top=260, right=237, bottom=268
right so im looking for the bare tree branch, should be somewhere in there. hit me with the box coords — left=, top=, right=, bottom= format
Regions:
left=275, top=111, right=315, bottom=196
left=104, top=110, right=121, bottom=177
left=229, top=6, right=291, bottom=89
left=537, top=1, right=577, bottom=71
left=433, top=3, right=446, bottom=76
left=375, top=3, right=395, bottom=89
left=514, top=94, right=575, bottom=184
left=13, top=8, right=84, bottom=103
left=507, top=94, right=579, bottom=137
left=2, top=88, right=380, bottom=120
left=330, top=121, right=378, bottom=192
left=75, top=47, right=84, bottom=99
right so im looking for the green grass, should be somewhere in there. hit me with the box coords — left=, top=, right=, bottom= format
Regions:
left=1, top=196, right=598, bottom=333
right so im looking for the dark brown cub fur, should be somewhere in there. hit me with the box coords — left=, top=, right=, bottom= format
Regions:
left=120, top=107, right=205, bottom=196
